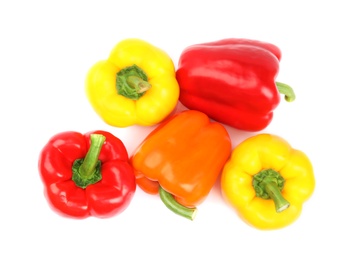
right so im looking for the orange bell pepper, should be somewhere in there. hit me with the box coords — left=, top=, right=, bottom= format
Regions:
left=130, top=110, right=232, bottom=220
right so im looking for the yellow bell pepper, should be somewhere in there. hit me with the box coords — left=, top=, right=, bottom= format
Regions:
left=221, top=134, right=315, bottom=230
left=85, top=38, right=180, bottom=127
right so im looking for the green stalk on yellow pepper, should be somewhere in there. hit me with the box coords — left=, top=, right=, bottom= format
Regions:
left=85, top=38, right=180, bottom=127
left=221, top=134, right=315, bottom=230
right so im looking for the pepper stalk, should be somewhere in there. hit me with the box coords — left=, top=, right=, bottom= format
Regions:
left=276, top=82, right=296, bottom=102
left=253, top=168, right=290, bottom=213
left=72, top=134, right=105, bottom=189
left=159, top=186, right=197, bottom=221
left=116, top=64, right=151, bottom=100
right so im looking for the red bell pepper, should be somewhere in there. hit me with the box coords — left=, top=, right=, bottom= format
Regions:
left=176, top=38, right=296, bottom=131
left=38, top=130, right=136, bottom=219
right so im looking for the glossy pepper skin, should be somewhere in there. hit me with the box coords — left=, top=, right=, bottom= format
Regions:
left=221, top=134, right=315, bottom=230
left=86, top=38, right=180, bottom=127
left=176, top=38, right=295, bottom=132
left=131, top=110, right=232, bottom=220
left=38, top=130, right=136, bottom=219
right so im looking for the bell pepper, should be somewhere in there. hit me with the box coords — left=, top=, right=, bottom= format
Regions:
left=176, top=38, right=296, bottom=131
left=130, top=110, right=232, bottom=220
left=221, top=134, right=315, bottom=230
left=85, top=38, right=180, bottom=127
left=38, top=130, right=136, bottom=219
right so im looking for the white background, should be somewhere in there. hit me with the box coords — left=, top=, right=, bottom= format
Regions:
left=1, top=0, right=356, bottom=259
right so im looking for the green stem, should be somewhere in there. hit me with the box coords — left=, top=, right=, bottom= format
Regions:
left=159, top=186, right=197, bottom=221
left=252, top=169, right=290, bottom=213
left=264, top=182, right=290, bottom=213
left=127, top=76, right=151, bottom=93
left=116, top=64, right=151, bottom=100
left=276, top=82, right=296, bottom=102
left=72, top=134, right=105, bottom=189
